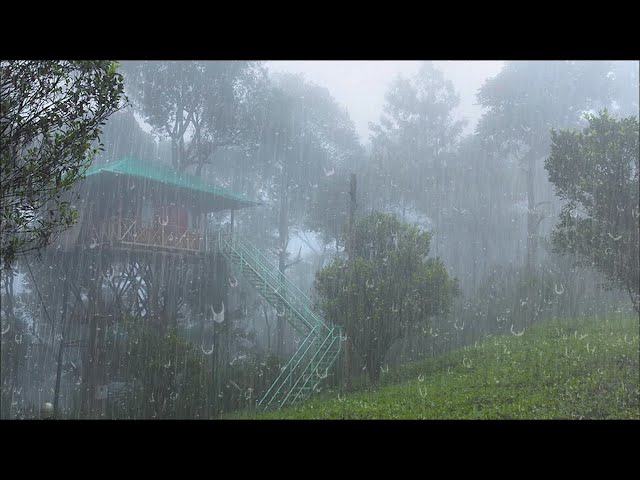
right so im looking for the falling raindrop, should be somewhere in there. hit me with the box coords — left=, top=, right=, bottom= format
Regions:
left=201, top=344, right=214, bottom=355
left=607, top=233, right=622, bottom=241
left=419, top=386, right=428, bottom=398
left=510, top=325, right=525, bottom=336
left=418, top=374, right=425, bottom=382
left=554, top=284, right=565, bottom=295
left=366, top=279, right=375, bottom=289
left=229, top=275, right=238, bottom=288
left=323, top=166, right=335, bottom=176
left=211, top=303, right=225, bottom=323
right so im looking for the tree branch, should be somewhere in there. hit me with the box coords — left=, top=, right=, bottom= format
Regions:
left=285, top=246, right=303, bottom=270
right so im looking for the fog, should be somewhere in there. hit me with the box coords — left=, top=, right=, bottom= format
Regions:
left=269, top=60, right=504, bottom=139
left=1, top=60, right=638, bottom=419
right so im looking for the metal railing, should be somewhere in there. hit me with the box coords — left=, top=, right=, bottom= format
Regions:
left=214, top=229, right=342, bottom=411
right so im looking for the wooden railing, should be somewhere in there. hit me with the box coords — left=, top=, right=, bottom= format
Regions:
left=89, top=217, right=205, bottom=253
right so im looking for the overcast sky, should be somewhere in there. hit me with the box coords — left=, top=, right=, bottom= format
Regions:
left=267, top=60, right=505, bottom=143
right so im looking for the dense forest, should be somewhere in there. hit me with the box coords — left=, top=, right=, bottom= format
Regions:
left=1, top=60, right=638, bottom=419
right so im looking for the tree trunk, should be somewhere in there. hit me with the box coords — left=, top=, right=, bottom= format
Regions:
left=526, top=152, right=536, bottom=274
left=345, top=174, right=357, bottom=390
left=367, top=353, right=381, bottom=384
left=53, top=272, right=70, bottom=418
left=1, top=267, right=17, bottom=418
left=276, top=173, right=289, bottom=358
left=171, top=138, right=179, bottom=170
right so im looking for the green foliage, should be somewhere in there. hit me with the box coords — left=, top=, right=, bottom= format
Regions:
left=369, top=62, right=465, bottom=212
left=233, top=72, right=363, bottom=268
left=262, top=73, right=362, bottom=218
left=242, top=316, right=639, bottom=419
left=314, top=211, right=459, bottom=383
left=476, top=61, right=615, bottom=157
left=104, top=317, right=208, bottom=419
left=0, top=60, right=126, bottom=268
left=122, top=61, right=268, bottom=174
left=102, top=317, right=285, bottom=419
left=545, top=111, right=639, bottom=311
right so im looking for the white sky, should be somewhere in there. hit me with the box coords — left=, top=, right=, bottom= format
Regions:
left=267, top=60, right=505, bottom=142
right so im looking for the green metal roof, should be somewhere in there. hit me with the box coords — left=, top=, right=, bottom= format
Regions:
left=86, top=156, right=260, bottom=210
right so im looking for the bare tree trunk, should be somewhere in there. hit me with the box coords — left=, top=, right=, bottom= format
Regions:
left=276, top=173, right=289, bottom=358
left=1, top=266, right=17, bottom=418
left=263, top=304, right=271, bottom=352
left=526, top=151, right=537, bottom=274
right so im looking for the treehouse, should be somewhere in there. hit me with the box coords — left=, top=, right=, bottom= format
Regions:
left=55, top=156, right=259, bottom=254
left=47, top=156, right=342, bottom=413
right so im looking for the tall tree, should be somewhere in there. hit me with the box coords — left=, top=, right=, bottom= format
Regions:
left=1, top=60, right=126, bottom=267
left=476, top=61, right=616, bottom=273
left=315, top=212, right=459, bottom=383
left=243, top=73, right=361, bottom=356
left=545, top=110, right=639, bottom=312
left=369, top=61, right=465, bottom=221
left=123, top=61, right=267, bottom=175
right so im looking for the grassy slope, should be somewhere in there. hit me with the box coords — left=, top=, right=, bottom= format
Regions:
left=235, top=316, right=639, bottom=419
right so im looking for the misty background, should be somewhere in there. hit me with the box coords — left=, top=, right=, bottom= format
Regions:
left=1, top=59, right=638, bottom=419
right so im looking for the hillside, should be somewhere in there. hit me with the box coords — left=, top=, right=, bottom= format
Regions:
left=235, top=316, right=639, bottom=419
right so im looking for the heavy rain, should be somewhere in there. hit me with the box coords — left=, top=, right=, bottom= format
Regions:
left=1, top=60, right=638, bottom=420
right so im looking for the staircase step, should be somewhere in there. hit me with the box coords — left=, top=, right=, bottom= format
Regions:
left=220, top=231, right=342, bottom=411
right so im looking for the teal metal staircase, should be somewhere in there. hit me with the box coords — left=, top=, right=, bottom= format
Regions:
left=216, top=231, right=342, bottom=411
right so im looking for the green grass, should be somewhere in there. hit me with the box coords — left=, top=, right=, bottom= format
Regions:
left=232, top=316, right=639, bottom=419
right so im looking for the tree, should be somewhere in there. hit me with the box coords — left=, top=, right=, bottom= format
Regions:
left=1, top=60, right=126, bottom=267
left=314, top=212, right=459, bottom=383
left=242, top=73, right=361, bottom=356
left=123, top=61, right=267, bottom=175
left=369, top=62, right=465, bottom=220
left=545, top=110, right=639, bottom=312
left=476, top=61, right=617, bottom=273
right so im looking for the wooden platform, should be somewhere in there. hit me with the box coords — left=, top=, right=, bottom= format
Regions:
left=83, top=217, right=211, bottom=255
